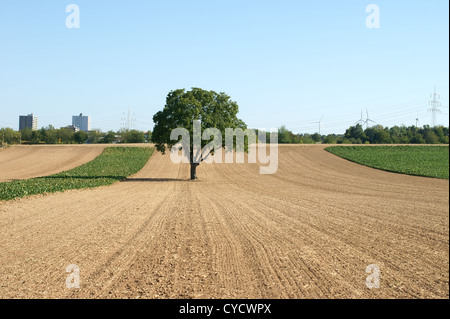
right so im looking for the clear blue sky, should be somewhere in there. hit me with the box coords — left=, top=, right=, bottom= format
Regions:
left=0, top=0, right=448, bottom=134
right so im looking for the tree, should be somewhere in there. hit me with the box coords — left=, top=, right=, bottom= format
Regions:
left=123, top=130, right=145, bottom=143
left=278, top=126, right=292, bottom=144
left=73, top=131, right=88, bottom=144
left=345, top=124, right=366, bottom=142
left=341, top=138, right=353, bottom=144
left=101, top=131, right=117, bottom=144
left=57, top=128, right=74, bottom=144
left=88, top=130, right=103, bottom=144
left=410, top=133, right=425, bottom=144
left=424, top=131, right=439, bottom=144
left=323, top=134, right=338, bottom=144
left=1, top=128, right=20, bottom=144
left=30, top=130, right=41, bottom=144
left=291, top=134, right=301, bottom=144
left=39, top=128, right=47, bottom=143
left=45, top=129, right=58, bottom=144
left=433, top=126, right=449, bottom=144
left=21, top=128, right=33, bottom=143
left=152, top=88, right=246, bottom=180
left=311, top=133, right=322, bottom=143
left=300, top=134, right=315, bottom=144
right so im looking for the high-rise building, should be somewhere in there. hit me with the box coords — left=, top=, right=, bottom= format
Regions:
left=19, top=114, right=38, bottom=131
left=72, top=113, right=91, bottom=132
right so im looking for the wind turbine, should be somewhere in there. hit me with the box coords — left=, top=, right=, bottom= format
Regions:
left=355, top=110, right=365, bottom=127
left=312, top=114, right=324, bottom=135
left=415, top=107, right=421, bottom=128
left=364, top=109, right=376, bottom=129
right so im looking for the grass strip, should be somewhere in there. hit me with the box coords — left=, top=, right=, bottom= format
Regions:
left=0, top=147, right=154, bottom=201
left=326, top=145, right=449, bottom=180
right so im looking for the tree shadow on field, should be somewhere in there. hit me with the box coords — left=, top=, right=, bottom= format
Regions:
left=39, top=175, right=125, bottom=180
left=39, top=175, right=126, bottom=180
left=121, top=178, right=189, bottom=182
left=38, top=176, right=189, bottom=182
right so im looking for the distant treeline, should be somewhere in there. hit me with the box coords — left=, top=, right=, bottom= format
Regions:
left=277, top=124, right=449, bottom=144
left=0, top=126, right=151, bottom=145
left=1, top=124, right=448, bottom=145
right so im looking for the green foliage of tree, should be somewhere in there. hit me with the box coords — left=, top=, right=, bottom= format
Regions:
left=272, top=124, right=448, bottom=145
left=57, top=128, right=75, bottom=144
left=300, top=134, right=316, bottom=144
left=30, top=130, right=41, bottom=144
left=0, top=128, right=20, bottom=144
left=410, top=133, right=425, bottom=144
left=44, top=128, right=58, bottom=144
left=88, top=130, right=103, bottom=144
left=152, top=88, right=246, bottom=179
left=122, top=130, right=146, bottom=143
left=278, top=126, right=292, bottom=144
left=101, top=131, right=117, bottom=144
left=424, top=131, right=440, bottom=144
left=311, top=133, right=322, bottom=143
left=20, top=127, right=33, bottom=143
left=323, top=134, right=338, bottom=144
left=1, top=119, right=447, bottom=148
left=373, top=127, right=391, bottom=144
left=73, top=131, right=88, bottom=144
left=345, top=124, right=366, bottom=142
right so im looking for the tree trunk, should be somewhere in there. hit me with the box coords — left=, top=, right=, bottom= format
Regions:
left=190, top=163, right=199, bottom=180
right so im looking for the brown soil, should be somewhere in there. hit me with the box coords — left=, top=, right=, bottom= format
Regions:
left=0, top=145, right=106, bottom=182
left=0, top=145, right=448, bottom=299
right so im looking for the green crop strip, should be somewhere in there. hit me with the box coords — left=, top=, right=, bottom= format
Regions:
left=0, top=147, right=154, bottom=201
left=326, top=145, right=449, bottom=180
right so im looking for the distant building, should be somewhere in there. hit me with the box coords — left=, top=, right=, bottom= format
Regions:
left=19, top=114, right=38, bottom=131
left=72, top=113, right=91, bottom=132
left=62, top=125, right=80, bottom=133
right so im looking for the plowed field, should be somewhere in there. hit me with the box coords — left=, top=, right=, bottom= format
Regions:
left=0, top=145, right=106, bottom=182
left=0, top=145, right=448, bottom=298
